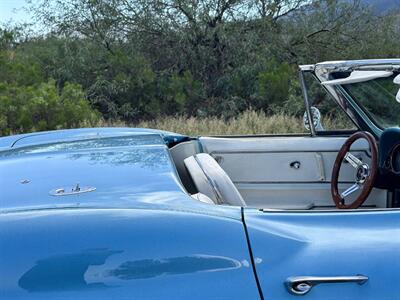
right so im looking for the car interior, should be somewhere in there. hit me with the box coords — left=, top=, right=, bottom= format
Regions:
left=167, top=64, right=400, bottom=211
left=170, top=129, right=400, bottom=210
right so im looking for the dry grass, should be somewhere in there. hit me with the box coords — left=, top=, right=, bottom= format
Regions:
left=94, top=110, right=306, bottom=135
left=93, top=110, right=350, bottom=136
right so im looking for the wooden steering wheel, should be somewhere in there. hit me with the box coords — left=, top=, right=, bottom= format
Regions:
left=331, top=131, right=378, bottom=209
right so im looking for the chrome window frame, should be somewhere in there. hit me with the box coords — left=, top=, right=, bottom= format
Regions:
left=299, top=59, right=400, bottom=138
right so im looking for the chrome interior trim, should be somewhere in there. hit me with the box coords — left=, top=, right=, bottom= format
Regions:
left=209, top=149, right=371, bottom=155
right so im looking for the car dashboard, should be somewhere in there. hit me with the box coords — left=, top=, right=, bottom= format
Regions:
left=378, top=127, right=400, bottom=189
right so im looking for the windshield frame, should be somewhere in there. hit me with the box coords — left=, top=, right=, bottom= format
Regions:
left=311, top=59, right=400, bottom=138
left=338, top=73, right=400, bottom=131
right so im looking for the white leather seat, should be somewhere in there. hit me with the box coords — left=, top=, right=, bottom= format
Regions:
left=184, top=153, right=246, bottom=206
left=191, top=193, right=215, bottom=204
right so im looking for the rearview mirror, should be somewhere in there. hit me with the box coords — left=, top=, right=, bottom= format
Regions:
left=394, top=74, right=400, bottom=103
left=303, top=106, right=324, bottom=131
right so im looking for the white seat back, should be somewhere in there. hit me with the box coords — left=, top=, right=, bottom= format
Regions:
left=184, top=153, right=246, bottom=207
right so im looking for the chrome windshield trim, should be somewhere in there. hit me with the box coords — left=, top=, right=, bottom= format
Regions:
left=314, top=59, right=400, bottom=81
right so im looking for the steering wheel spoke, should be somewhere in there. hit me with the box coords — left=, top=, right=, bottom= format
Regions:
left=341, top=183, right=360, bottom=198
left=344, top=152, right=363, bottom=169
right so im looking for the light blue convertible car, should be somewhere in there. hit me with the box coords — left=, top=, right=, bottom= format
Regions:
left=1, top=59, right=400, bottom=299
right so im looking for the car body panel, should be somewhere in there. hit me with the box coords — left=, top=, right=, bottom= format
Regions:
left=1, top=129, right=252, bottom=299
left=0, top=127, right=188, bottom=150
left=0, top=130, right=239, bottom=220
left=244, top=208, right=400, bottom=299
left=0, top=208, right=259, bottom=300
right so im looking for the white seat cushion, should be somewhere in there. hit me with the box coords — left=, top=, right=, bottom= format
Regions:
left=184, top=153, right=246, bottom=207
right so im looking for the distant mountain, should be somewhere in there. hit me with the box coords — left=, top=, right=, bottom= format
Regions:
left=361, top=0, right=400, bottom=14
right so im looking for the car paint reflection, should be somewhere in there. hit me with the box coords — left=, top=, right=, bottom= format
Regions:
left=19, top=250, right=242, bottom=292
left=18, top=249, right=122, bottom=292
left=106, top=255, right=241, bottom=280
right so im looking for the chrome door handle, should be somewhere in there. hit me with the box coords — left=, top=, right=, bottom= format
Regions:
left=285, top=275, right=368, bottom=296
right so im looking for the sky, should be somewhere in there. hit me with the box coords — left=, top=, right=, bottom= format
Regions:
left=0, top=0, right=398, bottom=25
left=0, top=0, right=32, bottom=24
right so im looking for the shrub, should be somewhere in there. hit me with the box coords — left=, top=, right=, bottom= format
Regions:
left=0, top=81, right=100, bottom=135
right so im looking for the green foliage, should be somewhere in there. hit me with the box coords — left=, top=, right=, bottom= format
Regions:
left=0, top=81, right=100, bottom=135
left=0, top=29, right=100, bottom=135
left=1, top=1, right=400, bottom=135
left=257, top=62, right=292, bottom=110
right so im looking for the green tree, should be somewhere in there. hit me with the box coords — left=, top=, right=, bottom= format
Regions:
left=0, top=28, right=100, bottom=135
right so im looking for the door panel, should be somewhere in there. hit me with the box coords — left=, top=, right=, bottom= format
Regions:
left=200, top=136, right=387, bottom=208
left=215, top=151, right=369, bottom=183
left=237, top=183, right=386, bottom=209
left=244, top=209, right=400, bottom=299
left=217, top=152, right=321, bottom=182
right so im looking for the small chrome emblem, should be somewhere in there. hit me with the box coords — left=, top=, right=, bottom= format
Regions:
left=49, top=183, right=96, bottom=196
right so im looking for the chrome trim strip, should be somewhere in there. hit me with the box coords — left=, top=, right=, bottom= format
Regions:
left=299, top=70, right=316, bottom=136
left=209, top=149, right=371, bottom=155
left=234, top=181, right=355, bottom=184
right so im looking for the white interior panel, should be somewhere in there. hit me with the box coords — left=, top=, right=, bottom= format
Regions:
left=199, top=135, right=387, bottom=209
left=237, top=183, right=387, bottom=209
left=200, top=136, right=370, bottom=153
left=216, top=151, right=370, bottom=183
